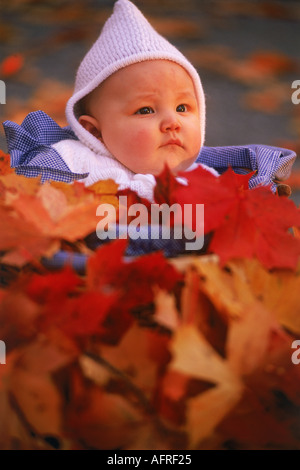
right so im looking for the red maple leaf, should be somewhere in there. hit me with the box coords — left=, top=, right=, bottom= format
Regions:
left=86, top=239, right=128, bottom=290
left=116, top=251, right=183, bottom=311
left=154, top=164, right=183, bottom=206
left=86, top=240, right=182, bottom=316
left=174, top=166, right=300, bottom=269
left=51, top=291, right=117, bottom=338
left=26, top=265, right=82, bottom=304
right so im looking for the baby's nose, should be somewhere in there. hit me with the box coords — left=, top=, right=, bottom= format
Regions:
left=160, top=112, right=181, bottom=132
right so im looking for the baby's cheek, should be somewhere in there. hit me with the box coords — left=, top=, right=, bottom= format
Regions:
left=132, top=128, right=155, bottom=151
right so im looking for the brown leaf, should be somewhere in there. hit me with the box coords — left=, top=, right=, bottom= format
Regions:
left=99, top=324, right=159, bottom=398
left=66, top=380, right=143, bottom=450
left=10, top=368, right=62, bottom=436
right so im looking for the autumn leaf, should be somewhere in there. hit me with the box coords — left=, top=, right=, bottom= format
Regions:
left=50, top=180, right=95, bottom=204
left=88, top=178, right=119, bottom=195
left=153, top=288, right=180, bottom=332
left=0, top=53, right=24, bottom=77
left=99, top=323, right=162, bottom=398
left=0, top=181, right=113, bottom=265
left=0, top=151, right=14, bottom=176
left=65, top=367, right=143, bottom=450
left=180, top=263, right=228, bottom=357
left=169, top=324, right=243, bottom=448
left=0, top=289, right=40, bottom=350
left=87, top=240, right=182, bottom=309
left=0, top=173, right=41, bottom=197
left=154, top=164, right=183, bottom=206
left=175, top=166, right=300, bottom=269
left=44, top=292, right=116, bottom=340
left=86, top=239, right=128, bottom=290
left=227, top=258, right=300, bottom=336
left=117, top=187, right=152, bottom=224
left=26, top=265, right=82, bottom=305
left=191, top=256, right=300, bottom=377
left=10, top=367, right=63, bottom=436
left=149, top=16, right=201, bottom=40
left=26, top=266, right=116, bottom=340
left=245, top=51, right=296, bottom=76
left=0, top=204, right=59, bottom=265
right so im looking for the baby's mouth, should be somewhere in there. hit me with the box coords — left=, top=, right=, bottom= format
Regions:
left=161, top=138, right=183, bottom=148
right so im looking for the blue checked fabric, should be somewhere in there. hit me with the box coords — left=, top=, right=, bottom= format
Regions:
left=1, top=110, right=297, bottom=264
left=3, top=110, right=296, bottom=189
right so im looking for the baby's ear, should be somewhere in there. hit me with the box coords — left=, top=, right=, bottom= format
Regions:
left=78, top=115, right=103, bottom=141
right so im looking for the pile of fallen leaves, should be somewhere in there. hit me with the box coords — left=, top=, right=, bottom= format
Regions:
left=1, top=149, right=300, bottom=450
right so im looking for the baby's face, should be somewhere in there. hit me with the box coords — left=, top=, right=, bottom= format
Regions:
left=81, top=60, right=202, bottom=175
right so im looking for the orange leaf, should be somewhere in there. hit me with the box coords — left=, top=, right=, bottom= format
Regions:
left=0, top=151, right=14, bottom=176
left=99, top=324, right=160, bottom=398
left=246, top=51, right=296, bottom=76
left=0, top=173, right=41, bottom=197
left=88, top=178, right=119, bottom=195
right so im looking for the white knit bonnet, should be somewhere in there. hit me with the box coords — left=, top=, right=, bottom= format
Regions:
left=66, top=0, right=206, bottom=157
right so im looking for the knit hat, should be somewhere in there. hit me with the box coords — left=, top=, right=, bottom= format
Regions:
left=66, top=0, right=206, bottom=157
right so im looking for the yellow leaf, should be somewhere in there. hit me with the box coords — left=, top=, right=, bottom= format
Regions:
left=229, top=258, right=300, bottom=336
left=169, top=324, right=242, bottom=448
left=88, top=178, right=119, bottom=195
left=170, top=324, right=236, bottom=385
left=186, top=382, right=242, bottom=449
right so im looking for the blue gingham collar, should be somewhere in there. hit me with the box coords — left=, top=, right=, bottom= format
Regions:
left=2, top=110, right=297, bottom=190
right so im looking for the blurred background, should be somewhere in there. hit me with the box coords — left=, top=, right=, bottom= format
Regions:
left=0, top=0, right=300, bottom=202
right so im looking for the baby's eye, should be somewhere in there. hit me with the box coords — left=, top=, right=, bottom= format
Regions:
left=135, top=107, right=154, bottom=115
left=176, top=104, right=188, bottom=112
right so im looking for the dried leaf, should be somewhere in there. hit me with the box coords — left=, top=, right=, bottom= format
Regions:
left=10, top=368, right=62, bottom=436
left=153, top=288, right=180, bottom=331
left=66, top=380, right=143, bottom=450
left=186, top=381, right=242, bottom=449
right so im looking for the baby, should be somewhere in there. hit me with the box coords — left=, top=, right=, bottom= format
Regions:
left=2, top=0, right=296, bottom=198
left=52, top=0, right=217, bottom=201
